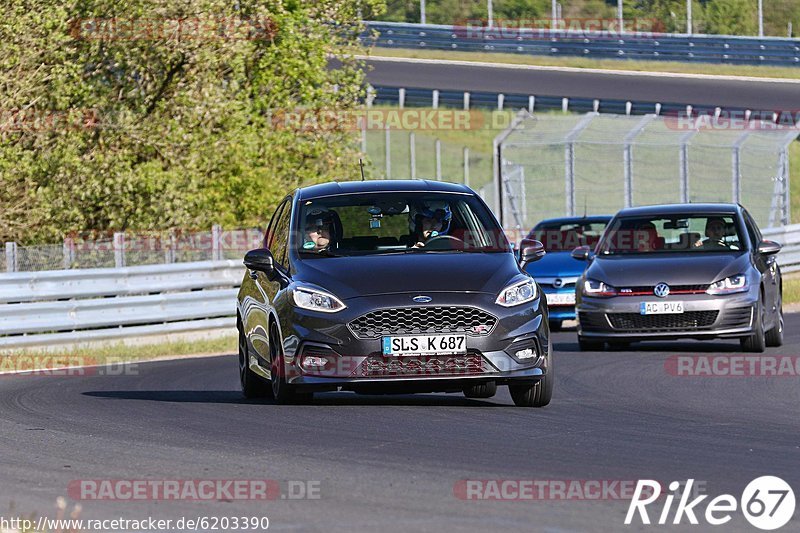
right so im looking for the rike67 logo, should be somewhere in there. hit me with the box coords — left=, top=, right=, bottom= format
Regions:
left=626, top=477, right=795, bottom=530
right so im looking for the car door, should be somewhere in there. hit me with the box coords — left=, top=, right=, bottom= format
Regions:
left=743, top=210, right=778, bottom=318
left=244, top=197, right=291, bottom=360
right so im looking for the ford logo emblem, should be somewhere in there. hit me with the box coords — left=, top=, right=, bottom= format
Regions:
left=413, top=295, right=432, bottom=303
left=654, top=283, right=670, bottom=298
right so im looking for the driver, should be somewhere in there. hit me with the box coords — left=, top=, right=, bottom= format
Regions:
left=303, top=209, right=336, bottom=252
left=410, top=201, right=452, bottom=248
left=696, top=217, right=729, bottom=249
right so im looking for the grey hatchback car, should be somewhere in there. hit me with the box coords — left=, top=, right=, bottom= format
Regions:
left=573, top=204, right=783, bottom=352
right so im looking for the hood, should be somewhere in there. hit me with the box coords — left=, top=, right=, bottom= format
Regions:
left=294, top=252, right=520, bottom=299
left=586, top=252, right=751, bottom=287
left=524, top=251, right=588, bottom=278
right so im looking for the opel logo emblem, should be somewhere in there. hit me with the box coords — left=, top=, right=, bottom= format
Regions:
left=413, top=295, right=432, bottom=303
left=553, top=278, right=563, bottom=288
left=654, top=283, right=670, bottom=298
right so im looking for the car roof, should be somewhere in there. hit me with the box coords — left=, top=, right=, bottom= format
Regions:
left=614, top=203, right=741, bottom=218
left=534, top=215, right=613, bottom=227
left=297, top=180, right=472, bottom=201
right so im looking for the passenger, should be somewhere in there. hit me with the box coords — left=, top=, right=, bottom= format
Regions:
left=635, top=221, right=661, bottom=252
left=303, top=209, right=336, bottom=253
left=410, top=201, right=452, bottom=248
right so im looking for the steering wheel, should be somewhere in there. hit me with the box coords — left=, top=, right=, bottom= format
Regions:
left=423, top=235, right=465, bottom=250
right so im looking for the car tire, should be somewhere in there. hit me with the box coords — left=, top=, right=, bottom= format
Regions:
left=549, top=320, right=563, bottom=332
left=509, top=374, right=553, bottom=408
left=765, top=295, right=784, bottom=348
left=238, top=322, right=272, bottom=399
left=269, top=321, right=313, bottom=404
left=578, top=335, right=604, bottom=351
left=741, top=294, right=766, bottom=353
left=463, top=381, right=497, bottom=399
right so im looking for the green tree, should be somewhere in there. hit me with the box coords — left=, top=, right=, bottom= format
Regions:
left=702, top=0, right=757, bottom=35
left=0, top=0, right=384, bottom=244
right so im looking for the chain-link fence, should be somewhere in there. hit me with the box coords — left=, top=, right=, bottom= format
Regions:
left=4, top=227, right=265, bottom=273
left=497, top=111, right=799, bottom=231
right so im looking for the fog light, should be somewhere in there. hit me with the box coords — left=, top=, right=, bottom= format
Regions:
left=515, top=347, right=536, bottom=360
left=301, top=356, right=329, bottom=370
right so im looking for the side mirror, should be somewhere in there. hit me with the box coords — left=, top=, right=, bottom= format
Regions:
left=519, top=239, right=545, bottom=267
left=244, top=248, right=275, bottom=276
left=571, top=245, right=593, bottom=260
left=757, top=240, right=782, bottom=255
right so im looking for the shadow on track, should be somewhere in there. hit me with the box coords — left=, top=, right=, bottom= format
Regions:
left=555, top=340, right=744, bottom=353
left=82, top=390, right=504, bottom=407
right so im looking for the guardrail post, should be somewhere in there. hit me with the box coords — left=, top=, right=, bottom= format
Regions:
left=113, top=232, right=125, bottom=268
left=5, top=242, right=17, bottom=273
left=212, top=224, right=222, bottom=261
left=384, top=125, right=391, bottom=179
left=463, top=147, right=470, bottom=187
left=435, top=139, right=442, bottom=180
left=409, top=132, right=416, bottom=180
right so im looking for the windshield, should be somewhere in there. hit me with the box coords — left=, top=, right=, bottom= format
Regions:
left=296, top=192, right=510, bottom=257
left=598, top=214, right=744, bottom=255
left=528, top=219, right=609, bottom=252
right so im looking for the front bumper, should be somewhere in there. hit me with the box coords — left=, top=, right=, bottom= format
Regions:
left=275, top=291, right=551, bottom=391
left=576, top=291, right=756, bottom=341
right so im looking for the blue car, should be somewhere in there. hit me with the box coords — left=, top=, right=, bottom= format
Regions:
left=524, top=216, right=612, bottom=330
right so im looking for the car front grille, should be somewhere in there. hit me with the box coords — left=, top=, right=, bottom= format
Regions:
left=617, top=284, right=709, bottom=295
left=608, top=311, right=719, bottom=332
left=348, top=306, right=498, bottom=340
left=353, top=354, right=489, bottom=377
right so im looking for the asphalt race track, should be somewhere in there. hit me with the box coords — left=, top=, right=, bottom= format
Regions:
left=364, top=57, right=800, bottom=111
left=1, top=315, right=799, bottom=532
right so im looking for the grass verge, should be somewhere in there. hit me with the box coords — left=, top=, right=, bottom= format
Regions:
left=784, top=275, right=800, bottom=305
left=369, top=47, right=800, bottom=80
left=0, top=334, right=237, bottom=372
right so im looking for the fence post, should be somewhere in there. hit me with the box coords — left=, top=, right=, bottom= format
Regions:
left=360, top=115, right=367, bottom=155
left=113, top=232, right=126, bottom=268
left=398, top=88, right=406, bottom=109
left=623, top=115, right=657, bottom=208
left=497, top=93, right=504, bottom=111
left=463, top=92, right=470, bottom=110
left=678, top=129, right=698, bottom=203
left=432, top=90, right=439, bottom=109
left=62, top=237, right=75, bottom=270
left=366, top=86, right=375, bottom=108
left=564, top=113, right=597, bottom=217
left=435, top=139, right=442, bottom=181
left=5, top=242, right=17, bottom=273
left=731, top=131, right=750, bottom=204
left=385, top=125, right=391, bottom=179
left=410, top=132, right=416, bottom=180
left=212, top=224, right=222, bottom=261
left=165, top=232, right=176, bottom=264
left=463, top=147, right=470, bottom=187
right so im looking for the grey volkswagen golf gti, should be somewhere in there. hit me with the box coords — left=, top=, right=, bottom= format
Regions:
left=236, top=180, right=553, bottom=406
left=573, top=203, right=783, bottom=352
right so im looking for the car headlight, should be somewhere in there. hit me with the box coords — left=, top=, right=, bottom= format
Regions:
left=292, top=286, right=346, bottom=313
left=582, top=278, right=617, bottom=297
left=706, top=274, right=747, bottom=295
left=496, top=279, right=538, bottom=307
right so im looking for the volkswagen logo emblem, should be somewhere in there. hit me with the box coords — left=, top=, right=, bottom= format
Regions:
left=553, top=278, right=564, bottom=288
left=654, top=283, right=670, bottom=298
left=412, top=295, right=432, bottom=303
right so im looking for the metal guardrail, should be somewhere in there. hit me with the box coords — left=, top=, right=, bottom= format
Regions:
left=0, top=260, right=244, bottom=348
left=365, top=21, right=800, bottom=66
left=763, top=223, right=800, bottom=273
